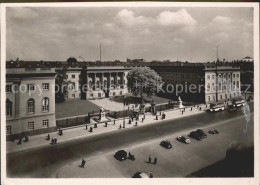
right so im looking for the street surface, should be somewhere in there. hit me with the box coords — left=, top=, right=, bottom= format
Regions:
left=7, top=104, right=254, bottom=178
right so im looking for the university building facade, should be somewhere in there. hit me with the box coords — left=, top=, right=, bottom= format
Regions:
left=6, top=68, right=56, bottom=139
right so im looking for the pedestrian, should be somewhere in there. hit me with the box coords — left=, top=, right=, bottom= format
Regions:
left=129, top=119, right=131, bottom=124
left=191, top=107, right=192, bottom=111
left=154, top=157, right=157, bottom=165
left=182, top=110, right=184, bottom=115
left=17, top=138, right=22, bottom=145
left=86, top=124, right=88, bottom=130
left=144, top=114, right=145, bottom=119
left=199, top=107, right=202, bottom=111
left=24, top=135, right=29, bottom=142
left=150, top=171, right=153, bottom=178
left=114, top=119, right=116, bottom=124
left=135, top=121, right=138, bottom=126
left=163, top=113, right=166, bottom=119
left=46, top=134, right=50, bottom=140
left=148, top=155, right=152, bottom=163
left=60, top=129, right=63, bottom=136
left=90, top=127, right=93, bottom=132
left=105, top=122, right=107, bottom=127
left=94, top=124, right=97, bottom=128
left=156, top=115, right=158, bottom=120
left=142, top=117, right=144, bottom=123
left=160, top=111, right=162, bottom=116
left=81, top=159, right=86, bottom=168
left=51, top=138, right=54, bottom=145
left=119, top=124, right=121, bottom=129
left=54, top=137, right=57, bottom=144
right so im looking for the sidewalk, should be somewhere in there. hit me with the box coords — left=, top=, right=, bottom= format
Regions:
left=7, top=104, right=208, bottom=154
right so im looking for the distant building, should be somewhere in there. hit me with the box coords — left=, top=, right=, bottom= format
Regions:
left=6, top=68, right=56, bottom=139
left=149, top=63, right=241, bottom=103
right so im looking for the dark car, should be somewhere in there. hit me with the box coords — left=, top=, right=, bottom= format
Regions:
left=208, top=129, right=219, bottom=134
left=196, top=129, right=207, bottom=138
left=160, top=140, right=172, bottom=149
left=188, top=131, right=203, bottom=141
left=228, top=105, right=237, bottom=112
left=177, top=136, right=191, bottom=144
left=114, top=150, right=127, bottom=161
left=132, top=172, right=149, bottom=178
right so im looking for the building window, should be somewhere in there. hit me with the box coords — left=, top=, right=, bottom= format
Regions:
left=213, top=95, right=215, bottom=101
left=43, top=83, right=49, bottom=90
left=237, top=81, right=239, bottom=89
left=208, top=96, right=210, bottom=102
left=237, top=74, right=239, bottom=78
left=207, top=75, right=210, bottom=80
left=72, top=74, right=75, bottom=78
left=43, top=120, right=49, bottom=128
left=72, top=94, right=75, bottom=98
left=207, top=83, right=210, bottom=92
left=6, top=85, right=12, bottom=93
left=113, top=92, right=116, bottom=96
left=220, top=95, right=222, bottom=100
left=176, top=74, right=179, bottom=78
left=6, top=126, right=11, bottom=135
left=71, top=82, right=75, bottom=90
left=6, top=99, right=12, bottom=117
left=212, top=75, right=215, bottom=79
left=27, top=98, right=35, bottom=114
left=219, top=82, right=221, bottom=90
left=98, top=93, right=101, bottom=97
left=28, top=122, right=34, bottom=131
left=225, top=94, right=227, bottom=99
left=233, top=74, right=235, bottom=78
left=28, top=84, right=35, bottom=92
left=120, top=91, right=123, bottom=95
left=42, top=97, right=49, bottom=112
left=90, top=93, right=94, bottom=97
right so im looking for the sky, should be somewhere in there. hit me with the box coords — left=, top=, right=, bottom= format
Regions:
left=6, top=6, right=253, bottom=62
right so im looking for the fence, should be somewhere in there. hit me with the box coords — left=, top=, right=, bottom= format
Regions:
left=107, top=109, right=134, bottom=119
left=56, top=115, right=89, bottom=128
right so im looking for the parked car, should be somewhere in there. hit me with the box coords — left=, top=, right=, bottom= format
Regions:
left=177, top=136, right=191, bottom=144
left=132, top=172, right=149, bottom=178
left=228, top=105, right=237, bottom=112
left=208, top=129, right=219, bottom=134
left=114, top=150, right=127, bottom=161
left=188, top=131, right=203, bottom=141
left=209, top=103, right=225, bottom=112
left=160, top=140, right=172, bottom=149
left=232, top=98, right=246, bottom=107
left=196, top=129, right=207, bottom=138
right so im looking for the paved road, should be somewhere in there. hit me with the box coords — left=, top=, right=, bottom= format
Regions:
left=7, top=104, right=254, bottom=178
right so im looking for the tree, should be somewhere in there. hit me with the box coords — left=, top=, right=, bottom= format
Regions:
left=55, top=67, right=71, bottom=103
left=127, top=67, right=162, bottom=104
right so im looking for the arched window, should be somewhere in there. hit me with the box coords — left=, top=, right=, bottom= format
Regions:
left=72, top=82, right=75, bottom=90
left=237, top=81, right=239, bottom=88
left=27, top=98, right=35, bottom=114
left=207, top=83, right=210, bottom=92
left=42, top=97, right=49, bottom=112
left=219, top=82, right=221, bottom=90
left=6, top=99, right=12, bottom=116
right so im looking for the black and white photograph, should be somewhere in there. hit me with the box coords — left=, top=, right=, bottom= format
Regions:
left=1, top=2, right=259, bottom=184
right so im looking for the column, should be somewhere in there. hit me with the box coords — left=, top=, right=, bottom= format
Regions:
left=100, top=73, right=104, bottom=90
left=94, top=73, right=96, bottom=90
left=14, top=81, right=20, bottom=117
left=108, top=73, right=111, bottom=89
left=116, top=72, right=118, bottom=88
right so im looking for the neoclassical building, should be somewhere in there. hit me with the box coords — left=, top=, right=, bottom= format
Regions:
left=61, top=66, right=130, bottom=100
left=6, top=68, right=56, bottom=139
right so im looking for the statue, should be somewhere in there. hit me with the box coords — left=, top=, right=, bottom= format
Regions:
left=178, top=96, right=184, bottom=108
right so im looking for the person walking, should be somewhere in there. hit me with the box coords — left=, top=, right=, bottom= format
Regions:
left=149, top=171, right=153, bottom=178
left=51, top=138, right=54, bottom=145
left=46, top=134, right=50, bottom=140
left=156, top=115, right=158, bottom=120
left=81, top=159, right=86, bottom=168
left=191, top=107, right=192, bottom=111
left=142, top=117, right=144, bottom=123
left=135, top=121, right=138, bottom=126
left=54, top=137, right=57, bottom=144
left=154, top=157, right=157, bottom=165
left=182, top=110, right=184, bottom=115
left=148, top=155, right=152, bottom=163
left=119, top=124, right=121, bottom=129
left=129, top=119, right=131, bottom=124
left=199, top=106, right=202, bottom=111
